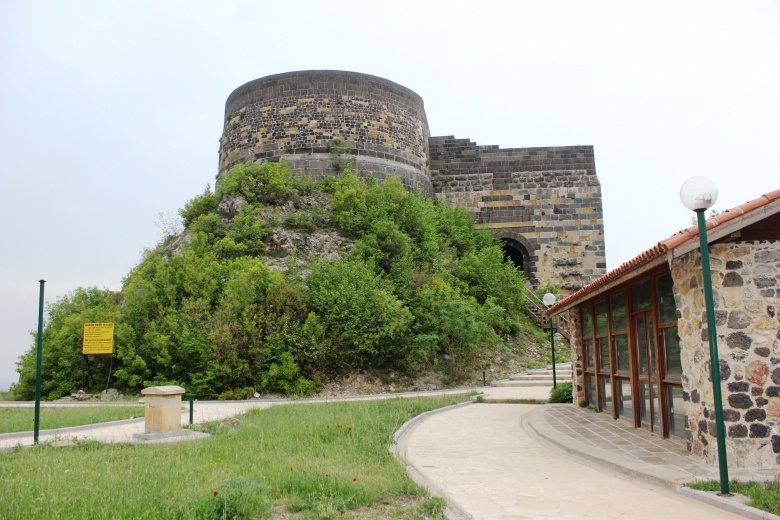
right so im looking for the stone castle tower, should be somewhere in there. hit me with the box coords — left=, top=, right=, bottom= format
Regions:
left=218, top=70, right=606, bottom=291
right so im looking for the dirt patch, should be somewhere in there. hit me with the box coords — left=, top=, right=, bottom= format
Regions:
left=270, top=495, right=443, bottom=519
left=314, top=329, right=561, bottom=397
left=318, top=371, right=446, bottom=397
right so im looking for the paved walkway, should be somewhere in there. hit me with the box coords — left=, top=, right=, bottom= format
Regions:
left=397, top=403, right=755, bottom=520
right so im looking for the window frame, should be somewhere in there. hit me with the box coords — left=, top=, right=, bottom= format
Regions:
left=576, top=266, right=685, bottom=440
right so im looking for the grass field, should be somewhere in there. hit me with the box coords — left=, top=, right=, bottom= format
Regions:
left=687, top=478, right=780, bottom=515
left=0, top=405, right=145, bottom=434
left=0, top=395, right=468, bottom=519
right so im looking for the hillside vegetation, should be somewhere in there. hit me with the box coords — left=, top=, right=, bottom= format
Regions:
left=13, top=161, right=536, bottom=400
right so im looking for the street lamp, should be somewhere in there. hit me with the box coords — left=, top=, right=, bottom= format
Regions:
left=680, top=176, right=730, bottom=496
left=543, top=292, right=557, bottom=389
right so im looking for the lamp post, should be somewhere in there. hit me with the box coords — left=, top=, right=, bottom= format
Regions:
left=680, top=176, right=730, bottom=496
left=543, top=292, right=557, bottom=389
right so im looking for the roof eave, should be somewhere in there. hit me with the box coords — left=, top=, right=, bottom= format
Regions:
left=670, top=197, right=780, bottom=259
left=548, top=255, right=667, bottom=314
left=548, top=189, right=780, bottom=316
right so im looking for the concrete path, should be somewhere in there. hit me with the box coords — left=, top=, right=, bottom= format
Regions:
left=398, top=403, right=747, bottom=520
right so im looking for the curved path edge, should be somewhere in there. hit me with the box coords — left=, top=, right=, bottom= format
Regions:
left=393, top=400, right=475, bottom=520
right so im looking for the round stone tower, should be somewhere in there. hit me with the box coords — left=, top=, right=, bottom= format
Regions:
left=219, top=70, right=432, bottom=194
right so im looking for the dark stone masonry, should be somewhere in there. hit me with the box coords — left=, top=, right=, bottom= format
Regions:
left=218, top=71, right=607, bottom=290
left=675, top=241, right=780, bottom=468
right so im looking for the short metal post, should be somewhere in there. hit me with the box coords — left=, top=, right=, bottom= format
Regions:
left=482, top=371, right=486, bottom=387
left=189, top=398, right=194, bottom=425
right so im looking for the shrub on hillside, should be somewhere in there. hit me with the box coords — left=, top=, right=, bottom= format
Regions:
left=14, top=161, right=532, bottom=400
left=306, top=258, right=413, bottom=371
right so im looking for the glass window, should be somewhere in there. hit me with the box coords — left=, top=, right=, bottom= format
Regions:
left=631, top=279, right=652, bottom=312
left=652, top=384, right=660, bottom=430
left=657, top=273, right=677, bottom=324
left=584, top=339, right=594, bottom=370
left=601, top=377, right=613, bottom=412
left=610, top=293, right=627, bottom=331
left=648, top=315, right=657, bottom=377
left=664, top=327, right=682, bottom=378
left=587, top=375, right=598, bottom=408
left=615, top=334, right=630, bottom=372
left=640, top=382, right=651, bottom=424
left=668, top=386, right=687, bottom=439
left=581, top=306, right=593, bottom=339
left=617, top=378, right=633, bottom=419
left=598, top=337, right=610, bottom=371
left=637, top=316, right=648, bottom=376
left=595, top=300, right=608, bottom=336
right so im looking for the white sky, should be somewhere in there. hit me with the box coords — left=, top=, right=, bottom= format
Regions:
left=1, top=1, right=778, bottom=389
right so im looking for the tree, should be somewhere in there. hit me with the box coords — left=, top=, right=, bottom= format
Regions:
left=13, top=288, right=123, bottom=400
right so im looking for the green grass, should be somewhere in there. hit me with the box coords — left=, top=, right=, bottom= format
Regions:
left=687, top=479, right=780, bottom=515
left=0, top=395, right=468, bottom=519
left=0, top=406, right=145, bottom=434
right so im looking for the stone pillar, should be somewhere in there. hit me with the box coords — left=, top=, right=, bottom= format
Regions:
left=673, top=241, right=780, bottom=468
left=567, top=307, right=585, bottom=404
left=141, top=386, right=185, bottom=434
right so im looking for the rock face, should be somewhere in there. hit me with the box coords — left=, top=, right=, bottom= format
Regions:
left=673, top=241, right=780, bottom=468
left=255, top=194, right=351, bottom=273
left=216, top=195, right=245, bottom=218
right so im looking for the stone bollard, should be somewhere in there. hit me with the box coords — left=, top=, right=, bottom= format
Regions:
left=140, top=386, right=185, bottom=434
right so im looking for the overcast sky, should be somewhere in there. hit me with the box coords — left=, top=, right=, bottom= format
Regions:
left=1, top=1, right=778, bottom=389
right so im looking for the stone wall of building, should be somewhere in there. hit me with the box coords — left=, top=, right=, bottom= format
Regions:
left=219, top=71, right=431, bottom=193
left=672, top=240, right=780, bottom=468
left=429, top=137, right=606, bottom=289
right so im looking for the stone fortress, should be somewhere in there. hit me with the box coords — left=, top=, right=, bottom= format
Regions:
left=218, top=70, right=607, bottom=291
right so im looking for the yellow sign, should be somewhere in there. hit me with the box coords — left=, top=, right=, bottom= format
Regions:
left=82, top=323, right=115, bottom=354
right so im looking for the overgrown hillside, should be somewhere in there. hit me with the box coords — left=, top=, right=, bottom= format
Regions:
left=14, top=161, right=554, bottom=400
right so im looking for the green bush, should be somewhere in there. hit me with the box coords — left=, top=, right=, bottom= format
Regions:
left=180, top=186, right=219, bottom=227
left=549, top=381, right=573, bottom=403
left=216, top=160, right=299, bottom=205
left=454, top=245, right=526, bottom=313
left=307, top=259, right=412, bottom=370
left=229, top=204, right=272, bottom=254
left=282, top=211, right=317, bottom=232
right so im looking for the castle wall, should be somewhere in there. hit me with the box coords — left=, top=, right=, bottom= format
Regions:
left=429, top=137, right=606, bottom=290
left=217, top=71, right=607, bottom=291
left=219, top=70, right=431, bottom=194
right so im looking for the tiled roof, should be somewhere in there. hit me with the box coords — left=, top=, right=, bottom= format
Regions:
left=548, top=188, right=780, bottom=314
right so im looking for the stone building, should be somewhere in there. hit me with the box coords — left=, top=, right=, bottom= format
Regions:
left=548, top=189, right=780, bottom=469
left=218, top=70, right=606, bottom=290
